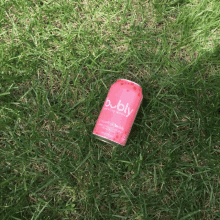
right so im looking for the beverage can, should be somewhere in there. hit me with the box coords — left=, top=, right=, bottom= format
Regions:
left=93, top=79, right=143, bottom=146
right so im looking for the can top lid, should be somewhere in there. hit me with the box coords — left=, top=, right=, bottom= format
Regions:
left=120, top=79, right=142, bottom=88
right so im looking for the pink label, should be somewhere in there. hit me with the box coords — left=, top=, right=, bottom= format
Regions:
left=93, top=80, right=142, bottom=146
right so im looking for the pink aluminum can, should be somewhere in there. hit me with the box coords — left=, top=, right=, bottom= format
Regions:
left=93, top=79, right=143, bottom=146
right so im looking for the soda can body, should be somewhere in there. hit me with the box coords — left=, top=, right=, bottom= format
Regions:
left=93, top=79, right=143, bottom=146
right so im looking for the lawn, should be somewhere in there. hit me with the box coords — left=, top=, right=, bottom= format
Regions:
left=1, top=0, right=220, bottom=219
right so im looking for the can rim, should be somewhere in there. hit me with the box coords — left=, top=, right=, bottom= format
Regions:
left=93, top=133, right=124, bottom=146
left=120, top=79, right=142, bottom=88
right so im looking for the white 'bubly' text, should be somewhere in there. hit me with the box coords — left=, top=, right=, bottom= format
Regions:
left=105, top=98, right=133, bottom=117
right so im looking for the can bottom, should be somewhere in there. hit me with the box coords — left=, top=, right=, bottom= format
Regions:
left=93, top=134, right=124, bottom=146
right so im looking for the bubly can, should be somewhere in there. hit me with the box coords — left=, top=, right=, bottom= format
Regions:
left=93, top=79, right=143, bottom=146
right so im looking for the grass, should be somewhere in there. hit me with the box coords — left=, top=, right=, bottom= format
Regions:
left=1, top=0, right=220, bottom=219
